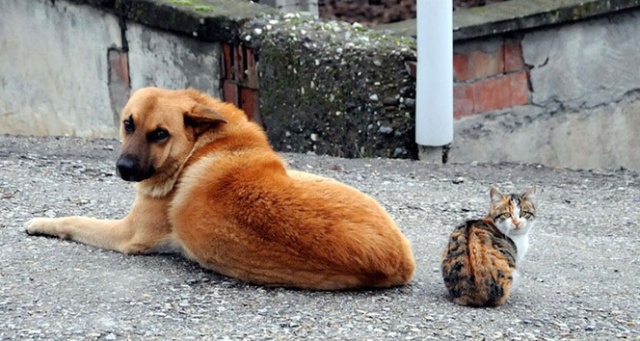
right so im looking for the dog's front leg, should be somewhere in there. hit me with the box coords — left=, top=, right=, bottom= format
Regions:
left=26, top=216, right=140, bottom=253
left=25, top=194, right=174, bottom=255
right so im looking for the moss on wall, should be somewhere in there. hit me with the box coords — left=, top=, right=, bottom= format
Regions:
left=244, top=14, right=418, bottom=158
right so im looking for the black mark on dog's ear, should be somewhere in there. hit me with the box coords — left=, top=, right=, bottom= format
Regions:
left=184, top=105, right=228, bottom=136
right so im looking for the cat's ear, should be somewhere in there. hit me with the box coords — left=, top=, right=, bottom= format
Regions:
left=490, top=187, right=504, bottom=205
left=521, top=186, right=537, bottom=201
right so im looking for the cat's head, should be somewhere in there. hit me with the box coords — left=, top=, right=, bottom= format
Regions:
left=489, top=186, right=536, bottom=237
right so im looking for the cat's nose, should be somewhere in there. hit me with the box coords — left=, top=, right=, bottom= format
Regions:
left=513, top=219, right=522, bottom=227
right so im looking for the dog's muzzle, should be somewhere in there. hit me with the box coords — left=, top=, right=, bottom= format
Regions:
left=116, top=155, right=155, bottom=182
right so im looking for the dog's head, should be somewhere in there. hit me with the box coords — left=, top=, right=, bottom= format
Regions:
left=116, top=87, right=227, bottom=182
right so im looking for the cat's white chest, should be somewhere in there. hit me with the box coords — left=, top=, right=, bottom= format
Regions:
left=510, top=234, right=529, bottom=263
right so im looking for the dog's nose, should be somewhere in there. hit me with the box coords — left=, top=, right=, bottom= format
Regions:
left=116, top=156, right=138, bottom=182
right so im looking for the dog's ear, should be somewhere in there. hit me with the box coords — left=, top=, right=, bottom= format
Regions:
left=184, top=104, right=228, bottom=136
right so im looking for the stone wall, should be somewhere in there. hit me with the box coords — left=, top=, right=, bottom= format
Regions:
left=0, top=0, right=272, bottom=138
left=2, top=0, right=640, bottom=170
left=450, top=36, right=529, bottom=119
left=383, top=0, right=640, bottom=170
left=0, top=0, right=122, bottom=137
left=451, top=8, right=640, bottom=170
left=243, top=15, right=417, bottom=158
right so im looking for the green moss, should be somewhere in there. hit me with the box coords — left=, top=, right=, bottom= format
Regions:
left=394, top=36, right=416, bottom=49
left=470, top=6, right=489, bottom=14
left=194, top=5, right=215, bottom=12
left=163, top=0, right=215, bottom=13
left=167, top=0, right=194, bottom=5
left=369, top=31, right=383, bottom=39
left=255, top=16, right=418, bottom=159
left=571, top=2, right=601, bottom=21
left=352, top=25, right=367, bottom=33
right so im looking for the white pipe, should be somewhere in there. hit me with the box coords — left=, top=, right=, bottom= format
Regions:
left=415, top=0, right=453, bottom=147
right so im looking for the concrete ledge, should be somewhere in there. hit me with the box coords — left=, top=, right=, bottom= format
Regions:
left=451, top=95, right=640, bottom=171
left=69, top=0, right=278, bottom=43
left=121, top=0, right=277, bottom=43
left=378, top=0, right=640, bottom=41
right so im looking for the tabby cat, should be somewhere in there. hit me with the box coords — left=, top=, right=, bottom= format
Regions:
left=441, top=186, right=536, bottom=307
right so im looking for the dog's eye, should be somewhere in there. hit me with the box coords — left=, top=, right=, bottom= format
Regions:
left=123, top=118, right=134, bottom=134
left=147, top=128, right=170, bottom=143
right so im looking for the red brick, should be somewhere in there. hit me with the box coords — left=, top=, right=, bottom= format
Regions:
left=454, top=49, right=504, bottom=82
left=509, top=71, right=529, bottom=106
left=453, top=53, right=470, bottom=81
left=222, top=43, right=233, bottom=80
left=240, top=87, right=261, bottom=124
left=503, top=40, right=525, bottom=72
left=454, top=84, right=474, bottom=119
left=245, top=47, right=259, bottom=89
left=107, top=48, right=131, bottom=116
left=473, top=71, right=529, bottom=113
left=234, top=45, right=245, bottom=82
left=108, top=49, right=129, bottom=87
left=472, top=50, right=504, bottom=80
left=223, top=80, right=238, bottom=105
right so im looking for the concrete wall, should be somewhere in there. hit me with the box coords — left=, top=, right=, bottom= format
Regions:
left=523, top=11, right=640, bottom=110
left=450, top=9, right=640, bottom=171
left=127, top=23, right=221, bottom=96
left=453, top=101, right=640, bottom=170
left=0, top=0, right=222, bottom=138
left=0, top=0, right=122, bottom=137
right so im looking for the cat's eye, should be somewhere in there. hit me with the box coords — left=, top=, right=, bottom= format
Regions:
left=147, top=128, right=170, bottom=143
left=521, top=211, right=535, bottom=219
left=495, top=213, right=510, bottom=220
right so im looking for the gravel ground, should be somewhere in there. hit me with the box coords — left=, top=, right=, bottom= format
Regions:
left=0, top=135, right=639, bottom=340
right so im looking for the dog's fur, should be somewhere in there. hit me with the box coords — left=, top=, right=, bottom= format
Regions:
left=26, top=87, right=415, bottom=290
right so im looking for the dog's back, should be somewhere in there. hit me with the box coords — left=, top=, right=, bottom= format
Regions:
left=169, top=110, right=415, bottom=290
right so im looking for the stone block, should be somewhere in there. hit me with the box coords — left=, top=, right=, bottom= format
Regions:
left=253, top=16, right=417, bottom=159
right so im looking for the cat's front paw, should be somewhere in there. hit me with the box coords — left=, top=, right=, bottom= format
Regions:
left=25, top=218, right=63, bottom=237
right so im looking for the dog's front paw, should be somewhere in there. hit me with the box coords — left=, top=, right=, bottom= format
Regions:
left=25, top=218, right=61, bottom=237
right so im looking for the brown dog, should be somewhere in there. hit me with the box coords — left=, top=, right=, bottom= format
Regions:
left=26, top=87, right=415, bottom=290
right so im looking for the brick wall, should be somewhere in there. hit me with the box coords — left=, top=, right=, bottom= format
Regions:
left=405, top=37, right=530, bottom=120
left=221, top=43, right=261, bottom=125
left=453, top=38, right=530, bottom=119
left=220, top=28, right=533, bottom=151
